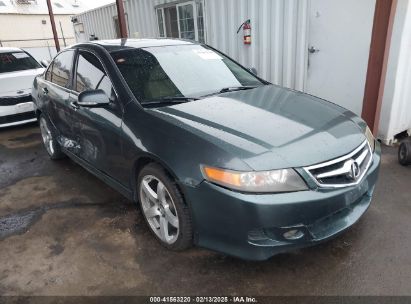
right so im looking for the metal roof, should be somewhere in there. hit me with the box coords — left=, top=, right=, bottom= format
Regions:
left=0, top=47, right=23, bottom=53
left=0, top=0, right=106, bottom=15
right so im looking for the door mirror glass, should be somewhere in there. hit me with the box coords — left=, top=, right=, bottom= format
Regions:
left=248, top=67, right=258, bottom=76
left=77, top=89, right=110, bottom=107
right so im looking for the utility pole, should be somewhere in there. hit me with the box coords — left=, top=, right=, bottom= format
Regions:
left=115, top=0, right=128, bottom=38
left=46, top=0, right=60, bottom=52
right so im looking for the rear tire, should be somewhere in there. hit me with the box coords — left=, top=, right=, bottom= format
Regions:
left=39, top=114, right=65, bottom=160
left=398, top=141, right=411, bottom=166
left=137, top=163, right=193, bottom=251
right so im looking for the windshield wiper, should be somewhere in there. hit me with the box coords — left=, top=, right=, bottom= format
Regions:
left=141, top=96, right=200, bottom=106
left=220, top=86, right=259, bottom=93
left=201, top=86, right=259, bottom=98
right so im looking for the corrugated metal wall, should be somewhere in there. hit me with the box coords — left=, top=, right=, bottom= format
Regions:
left=126, top=0, right=157, bottom=38
left=75, top=0, right=157, bottom=40
left=204, top=0, right=308, bottom=90
left=76, top=3, right=118, bottom=40
left=74, top=0, right=308, bottom=91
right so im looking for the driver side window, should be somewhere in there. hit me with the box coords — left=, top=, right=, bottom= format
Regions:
left=50, top=50, right=75, bottom=88
left=75, top=50, right=115, bottom=100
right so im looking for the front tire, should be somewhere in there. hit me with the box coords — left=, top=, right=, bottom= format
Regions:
left=137, top=163, right=193, bottom=251
left=39, top=114, right=65, bottom=160
left=398, top=141, right=411, bottom=166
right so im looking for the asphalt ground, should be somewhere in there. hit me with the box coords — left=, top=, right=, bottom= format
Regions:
left=0, top=124, right=410, bottom=296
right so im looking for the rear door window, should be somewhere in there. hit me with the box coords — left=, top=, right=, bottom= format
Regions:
left=50, top=50, right=75, bottom=89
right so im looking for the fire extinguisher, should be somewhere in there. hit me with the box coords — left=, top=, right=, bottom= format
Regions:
left=237, top=19, right=251, bottom=45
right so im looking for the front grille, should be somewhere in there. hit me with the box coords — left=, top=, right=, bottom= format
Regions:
left=0, top=94, right=32, bottom=106
left=0, top=111, right=36, bottom=125
left=304, top=141, right=373, bottom=188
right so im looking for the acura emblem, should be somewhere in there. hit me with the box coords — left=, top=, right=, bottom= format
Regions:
left=346, top=159, right=361, bottom=180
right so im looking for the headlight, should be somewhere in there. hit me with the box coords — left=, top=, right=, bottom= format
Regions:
left=201, top=166, right=308, bottom=193
left=365, top=126, right=375, bottom=152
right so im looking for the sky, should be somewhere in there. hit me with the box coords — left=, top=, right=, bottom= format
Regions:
left=85, top=0, right=115, bottom=10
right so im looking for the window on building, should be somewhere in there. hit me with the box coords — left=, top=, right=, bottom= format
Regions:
left=157, top=9, right=165, bottom=37
left=53, top=2, right=63, bottom=8
left=156, top=1, right=205, bottom=43
left=177, top=3, right=195, bottom=40
left=197, top=2, right=205, bottom=43
left=164, top=6, right=179, bottom=38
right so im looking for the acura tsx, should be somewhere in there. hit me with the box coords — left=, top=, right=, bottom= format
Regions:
left=32, top=39, right=380, bottom=260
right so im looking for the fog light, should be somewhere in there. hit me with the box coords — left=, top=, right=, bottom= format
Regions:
left=283, top=229, right=304, bottom=240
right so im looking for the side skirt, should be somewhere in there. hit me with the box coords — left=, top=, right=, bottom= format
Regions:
left=63, top=149, right=134, bottom=201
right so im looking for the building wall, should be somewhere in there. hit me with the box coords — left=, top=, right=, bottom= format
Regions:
left=74, top=0, right=411, bottom=143
left=204, top=0, right=308, bottom=91
left=0, top=14, right=76, bottom=48
left=75, top=0, right=157, bottom=41
left=75, top=0, right=307, bottom=91
left=378, top=0, right=411, bottom=143
left=75, top=3, right=118, bottom=40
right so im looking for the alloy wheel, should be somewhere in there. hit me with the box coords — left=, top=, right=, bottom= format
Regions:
left=139, top=175, right=179, bottom=244
left=39, top=117, right=55, bottom=156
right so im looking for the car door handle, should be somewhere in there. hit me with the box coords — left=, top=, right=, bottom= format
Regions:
left=70, top=101, right=80, bottom=110
left=42, top=87, right=49, bottom=95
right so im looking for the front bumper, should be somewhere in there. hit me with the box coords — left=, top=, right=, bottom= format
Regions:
left=0, top=101, right=36, bottom=128
left=183, top=144, right=381, bottom=260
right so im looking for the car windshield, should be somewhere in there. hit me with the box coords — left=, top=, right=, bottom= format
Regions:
left=0, top=52, right=41, bottom=73
left=111, top=44, right=264, bottom=103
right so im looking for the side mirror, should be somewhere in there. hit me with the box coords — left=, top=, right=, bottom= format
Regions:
left=248, top=67, right=258, bottom=76
left=40, top=59, right=49, bottom=68
left=77, top=89, right=110, bottom=107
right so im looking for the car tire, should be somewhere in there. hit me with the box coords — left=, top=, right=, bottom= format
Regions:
left=398, top=141, right=411, bottom=166
left=39, top=114, right=65, bottom=160
left=137, top=163, right=193, bottom=251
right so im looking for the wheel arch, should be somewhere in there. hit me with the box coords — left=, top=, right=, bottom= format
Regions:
left=131, top=153, right=183, bottom=202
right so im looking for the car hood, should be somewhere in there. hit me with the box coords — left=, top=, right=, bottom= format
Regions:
left=0, top=68, right=44, bottom=96
left=151, top=85, right=367, bottom=170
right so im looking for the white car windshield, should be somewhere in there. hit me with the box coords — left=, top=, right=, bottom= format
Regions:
left=0, top=52, right=41, bottom=74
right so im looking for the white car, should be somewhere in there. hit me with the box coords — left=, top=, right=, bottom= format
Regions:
left=0, top=47, right=45, bottom=128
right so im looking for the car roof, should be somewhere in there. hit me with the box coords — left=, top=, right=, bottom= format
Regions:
left=74, top=38, right=197, bottom=52
left=0, top=47, right=24, bottom=54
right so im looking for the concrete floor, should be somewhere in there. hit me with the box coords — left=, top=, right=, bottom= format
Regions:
left=0, top=124, right=410, bottom=296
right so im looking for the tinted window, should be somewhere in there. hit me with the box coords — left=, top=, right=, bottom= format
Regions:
left=45, top=64, right=53, bottom=81
left=75, top=51, right=114, bottom=98
left=51, top=50, right=74, bottom=88
left=0, top=52, right=41, bottom=73
left=111, top=45, right=263, bottom=102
